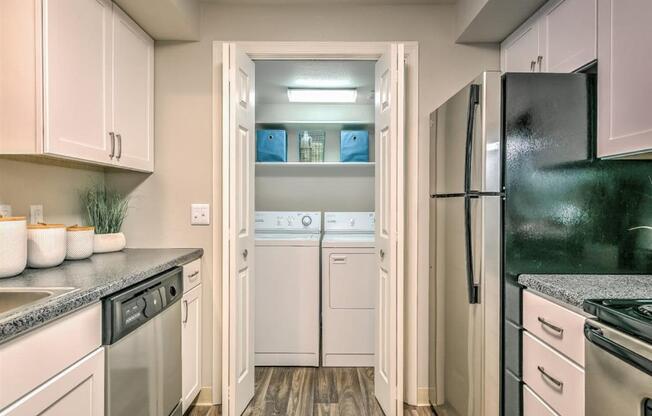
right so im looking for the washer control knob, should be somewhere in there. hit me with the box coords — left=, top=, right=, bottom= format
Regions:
left=349, top=218, right=355, bottom=227
left=302, top=216, right=312, bottom=226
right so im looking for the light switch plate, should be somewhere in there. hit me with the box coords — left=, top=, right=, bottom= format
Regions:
left=191, top=203, right=210, bottom=225
left=30, top=204, right=43, bottom=224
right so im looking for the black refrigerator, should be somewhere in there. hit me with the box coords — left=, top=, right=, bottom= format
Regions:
left=429, top=71, right=652, bottom=416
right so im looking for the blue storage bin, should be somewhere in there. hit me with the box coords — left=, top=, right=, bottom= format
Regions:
left=340, top=130, right=369, bottom=162
left=256, top=130, right=287, bottom=162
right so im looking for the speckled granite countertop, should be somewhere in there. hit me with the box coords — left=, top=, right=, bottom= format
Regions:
left=0, top=248, right=202, bottom=345
left=518, top=274, right=652, bottom=308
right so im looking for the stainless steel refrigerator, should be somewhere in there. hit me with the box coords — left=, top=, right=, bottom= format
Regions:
left=429, top=71, right=502, bottom=416
left=429, top=70, right=652, bottom=416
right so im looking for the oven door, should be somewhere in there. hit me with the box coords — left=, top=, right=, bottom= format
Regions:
left=584, top=320, right=652, bottom=416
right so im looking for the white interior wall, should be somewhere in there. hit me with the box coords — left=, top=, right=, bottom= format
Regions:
left=0, top=158, right=104, bottom=225
left=107, top=1, right=499, bottom=404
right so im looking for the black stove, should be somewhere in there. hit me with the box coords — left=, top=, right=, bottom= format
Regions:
left=584, top=299, right=652, bottom=344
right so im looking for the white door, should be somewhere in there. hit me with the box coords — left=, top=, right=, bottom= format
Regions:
left=501, top=22, right=540, bottom=72
left=540, top=0, right=596, bottom=73
left=111, top=5, right=154, bottom=172
left=182, top=284, right=202, bottom=413
left=43, top=0, right=113, bottom=164
left=374, top=44, right=405, bottom=416
left=223, top=43, right=256, bottom=416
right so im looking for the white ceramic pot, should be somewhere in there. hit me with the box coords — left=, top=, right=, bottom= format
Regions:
left=0, top=216, right=27, bottom=278
left=27, top=224, right=66, bottom=268
left=93, top=232, right=126, bottom=254
left=66, top=225, right=95, bottom=260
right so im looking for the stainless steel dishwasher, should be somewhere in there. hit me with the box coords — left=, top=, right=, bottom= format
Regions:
left=103, top=267, right=183, bottom=416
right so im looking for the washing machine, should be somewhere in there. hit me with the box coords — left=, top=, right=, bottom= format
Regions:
left=321, top=212, right=376, bottom=367
left=254, top=211, right=321, bottom=367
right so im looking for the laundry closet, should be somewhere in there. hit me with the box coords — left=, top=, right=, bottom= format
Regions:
left=252, top=60, right=377, bottom=370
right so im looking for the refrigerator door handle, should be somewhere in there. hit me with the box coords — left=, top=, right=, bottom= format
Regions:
left=464, top=84, right=480, bottom=194
left=464, top=195, right=480, bottom=304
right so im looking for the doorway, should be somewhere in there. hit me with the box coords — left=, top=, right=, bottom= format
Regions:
left=216, top=42, right=413, bottom=416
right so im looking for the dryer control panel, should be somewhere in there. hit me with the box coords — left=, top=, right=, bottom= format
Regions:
left=255, top=211, right=322, bottom=232
left=324, top=212, right=375, bottom=232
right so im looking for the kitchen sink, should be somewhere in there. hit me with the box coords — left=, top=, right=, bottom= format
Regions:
left=0, top=288, right=76, bottom=315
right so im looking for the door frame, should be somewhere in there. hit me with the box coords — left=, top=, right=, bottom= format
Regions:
left=212, top=41, right=419, bottom=415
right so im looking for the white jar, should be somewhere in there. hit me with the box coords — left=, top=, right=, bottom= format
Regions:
left=66, top=225, right=95, bottom=260
left=27, top=224, right=66, bottom=268
left=0, top=216, right=27, bottom=278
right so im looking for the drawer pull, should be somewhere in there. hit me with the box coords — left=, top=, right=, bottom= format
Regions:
left=538, top=316, right=564, bottom=336
left=188, top=270, right=200, bottom=280
left=537, top=366, right=564, bottom=391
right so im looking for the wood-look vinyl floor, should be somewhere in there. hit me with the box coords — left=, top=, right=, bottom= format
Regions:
left=186, top=367, right=435, bottom=416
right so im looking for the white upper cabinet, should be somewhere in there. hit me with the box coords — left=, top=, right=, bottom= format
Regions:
left=0, top=0, right=154, bottom=172
left=43, top=0, right=113, bottom=164
left=501, top=0, right=596, bottom=74
left=112, top=6, right=154, bottom=171
left=597, top=0, right=652, bottom=158
left=501, top=20, right=541, bottom=73
left=540, top=0, right=597, bottom=73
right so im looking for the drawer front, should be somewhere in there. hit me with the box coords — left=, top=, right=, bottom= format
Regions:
left=183, top=258, right=201, bottom=293
left=523, top=384, right=559, bottom=416
left=523, top=290, right=585, bottom=366
left=523, top=332, right=584, bottom=416
left=0, top=304, right=102, bottom=409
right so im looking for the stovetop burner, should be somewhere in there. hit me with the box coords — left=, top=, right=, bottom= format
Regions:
left=584, top=299, right=652, bottom=344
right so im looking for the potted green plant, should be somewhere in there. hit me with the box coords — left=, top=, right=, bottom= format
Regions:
left=80, top=184, right=129, bottom=253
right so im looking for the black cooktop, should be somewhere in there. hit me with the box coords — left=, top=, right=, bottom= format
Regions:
left=584, top=299, right=652, bottom=344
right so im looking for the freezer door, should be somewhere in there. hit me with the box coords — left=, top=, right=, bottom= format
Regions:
left=433, top=72, right=501, bottom=195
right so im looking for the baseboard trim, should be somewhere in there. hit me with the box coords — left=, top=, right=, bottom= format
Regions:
left=417, top=387, right=431, bottom=406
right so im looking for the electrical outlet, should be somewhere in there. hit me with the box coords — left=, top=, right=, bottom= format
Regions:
left=30, top=205, right=43, bottom=224
left=0, top=204, right=11, bottom=217
left=191, top=204, right=210, bottom=225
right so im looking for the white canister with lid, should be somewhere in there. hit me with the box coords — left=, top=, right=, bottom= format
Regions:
left=0, top=216, right=27, bottom=278
left=66, top=225, right=95, bottom=260
left=27, top=223, right=66, bottom=268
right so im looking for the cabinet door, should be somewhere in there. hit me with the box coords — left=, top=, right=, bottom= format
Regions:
left=112, top=5, right=154, bottom=172
left=182, top=284, right=202, bottom=412
left=501, top=21, right=540, bottom=72
left=597, top=0, right=652, bottom=158
left=43, top=0, right=113, bottom=165
left=540, top=0, right=596, bottom=73
left=0, top=348, right=104, bottom=416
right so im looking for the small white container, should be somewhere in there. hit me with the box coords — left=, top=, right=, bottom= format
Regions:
left=93, top=232, right=126, bottom=254
left=66, top=225, right=95, bottom=260
left=27, top=224, right=66, bottom=268
left=0, top=216, right=27, bottom=278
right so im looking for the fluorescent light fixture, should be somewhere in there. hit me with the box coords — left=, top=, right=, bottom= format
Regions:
left=287, top=88, right=357, bottom=103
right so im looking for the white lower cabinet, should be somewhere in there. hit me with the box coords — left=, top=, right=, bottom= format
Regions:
left=0, top=348, right=104, bottom=416
left=182, top=259, right=202, bottom=412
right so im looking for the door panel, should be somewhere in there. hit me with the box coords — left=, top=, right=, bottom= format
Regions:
left=374, top=44, right=404, bottom=416
left=501, top=23, right=540, bottom=73
left=225, top=43, right=256, bottom=416
left=182, top=285, right=202, bottom=413
left=43, top=0, right=112, bottom=163
left=112, top=5, right=154, bottom=171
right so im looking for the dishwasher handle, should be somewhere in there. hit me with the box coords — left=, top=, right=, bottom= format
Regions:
left=584, top=323, right=652, bottom=377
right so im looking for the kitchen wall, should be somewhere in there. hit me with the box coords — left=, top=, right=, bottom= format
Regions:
left=0, top=158, right=104, bottom=225
left=106, top=0, right=499, bottom=404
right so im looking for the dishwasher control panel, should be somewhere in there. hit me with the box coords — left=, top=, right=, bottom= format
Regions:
left=103, top=267, right=183, bottom=344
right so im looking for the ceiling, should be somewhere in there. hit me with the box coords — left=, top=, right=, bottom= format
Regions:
left=204, top=0, right=455, bottom=4
left=255, top=60, right=375, bottom=105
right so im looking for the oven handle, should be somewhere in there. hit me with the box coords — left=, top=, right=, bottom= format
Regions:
left=584, top=323, right=652, bottom=377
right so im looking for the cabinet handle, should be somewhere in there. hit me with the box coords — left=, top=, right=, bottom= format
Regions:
left=530, top=60, right=536, bottom=72
left=242, top=249, right=248, bottom=259
left=538, top=316, right=564, bottom=336
left=537, top=366, right=564, bottom=390
left=537, top=55, right=543, bottom=72
left=109, top=132, right=115, bottom=159
left=379, top=249, right=385, bottom=259
left=116, top=134, right=122, bottom=161
left=188, top=270, right=200, bottom=281
left=183, top=300, right=189, bottom=324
